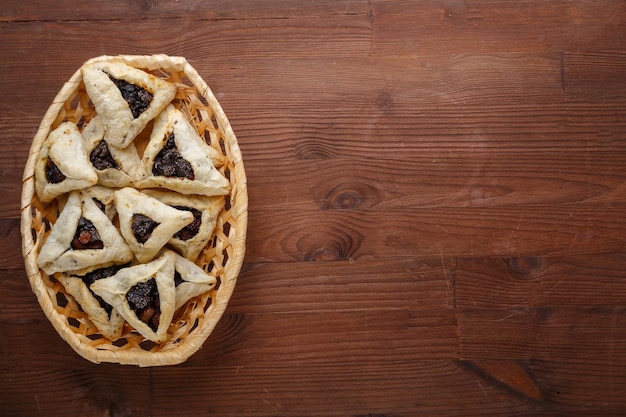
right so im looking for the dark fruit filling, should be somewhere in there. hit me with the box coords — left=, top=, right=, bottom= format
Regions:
left=172, top=206, right=202, bottom=240
left=45, top=158, right=66, bottom=183
left=90, top=140, right=119, bottom=170
left=71, top=217, right=104, bottom=250
left=108, top=75, right=153, bottom=118
left=131, top=213, right=160, bottom=244
left=81, top=264, right=129, bottom=317
left=126, top=278, right=160, bottom=332
left=152, top=133, right=195, bottom=180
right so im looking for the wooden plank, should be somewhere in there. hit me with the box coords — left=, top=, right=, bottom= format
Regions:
left=528, top=359, right=626, bottom=412
left=372, top=0, right=626, bottom=55
left=458, top=306, right=626, bottom=363
left=206, top=52, right=565, bottom=103
left=3, top=359, right=624, bottom=416
left=148, top=361, right=536, bottom=417
left=0, top=219, right=24, bottom=269
left=564, top=50, right=626, bottom=98
left=0, top=360, right=541, bottom=417
left=0, top=297, right=91, bottom=366
left=455, top=255, right=626, bottom=309
left=0, top=268, right=41, bottom=320
left=0, top=17, right=370, bottom=75
left=245, top=205, right=626, bottom=261
left=211, top=309, right=457, bottom=365
left=244, top=152, right=626, bottom=211
left=459, top=358, right=626, bottom=414
left=0, top=0, right=370, bottom=22
left=228, top=103, right=626, bottom=162
left=0, top=366, right=151, bottom=417
left=229, top=258, right=453, bottom=314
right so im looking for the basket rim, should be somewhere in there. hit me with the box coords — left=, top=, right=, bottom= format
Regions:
left=20, top=54, right=248, bottom=366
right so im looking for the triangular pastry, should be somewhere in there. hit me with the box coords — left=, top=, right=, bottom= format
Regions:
left=144, top=190, right=224, bottom=261
left=37, top=191, right=133, bottom=275
left=90, top=250, right=176, bottom=342
left=81, top=61, right=176, bottom=149
left=82, top=116, right=144, bottom=187
left=56, top=263, right=128, bottom=340
left=35, top=122, right=98, bottom=202
left=135, top=105, right=230, bottom=196
left=114, top=187, right=194, bottom=263
left=172, top=251, right=217, bottom=310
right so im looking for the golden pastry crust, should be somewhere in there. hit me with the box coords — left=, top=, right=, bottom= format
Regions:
left=37, top=191, right=133, bottom=275
left=114, top=187, right=194, bottom=263
left=56, top=269, right=126, bottom=341
left=172, top=251, right=217, bottom=310
left=81, top=61, right=176, bottom=149
left=90, top=250, right=176, bottom=343
left=144, top=189, right=224, bottom=261
left=35, top=122, right=98, bottom=202
left=136, top=105, right=230, bottom=196
left=82, top=116, right=145, bottom=187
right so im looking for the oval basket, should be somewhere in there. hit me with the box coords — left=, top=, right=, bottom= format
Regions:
left=20, top=54, right=247, bottom=366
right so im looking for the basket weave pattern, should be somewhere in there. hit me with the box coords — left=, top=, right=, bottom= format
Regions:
left=20, top=55, right=247, bottom=366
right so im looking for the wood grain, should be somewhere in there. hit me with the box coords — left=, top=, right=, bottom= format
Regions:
left=458, top=306, right=626, bottom=362
left=455, top=255, right=626, bottom=308
left=372, top=0, right=626, bottom=55
left=2, top=0, right=626, bottom=415
left=0, top=0, right=371, bottom=22
left=245, top=205, right=626, bottom=261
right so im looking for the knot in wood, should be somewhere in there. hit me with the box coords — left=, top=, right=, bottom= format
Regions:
left=299, top=226, right=363, bottom=262
left=294, top=141, right=334, bottom=160
left=330, top=190, right=363, bottom=210
left=319, top=181, right=380, bottom=210
left=507, top=256, right=542, bottom=278
left=306, top=246, right=342, bottom=261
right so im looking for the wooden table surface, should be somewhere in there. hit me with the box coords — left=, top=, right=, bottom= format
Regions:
left=2, top=1, right=626, bottom=415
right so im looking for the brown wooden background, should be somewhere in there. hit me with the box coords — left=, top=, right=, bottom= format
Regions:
left=2, top=1, right=626, bottom=416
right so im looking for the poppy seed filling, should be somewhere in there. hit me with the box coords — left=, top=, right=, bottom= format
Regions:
left=126, top=278, right=161, bottom=332
left=131, top=213, right=160, bottom=244
left=172, top=206, right=202, bottom=240
left=90, top=140, right=119, bottom=170
left=108, top=74, right=153, bottom=118
left=152, top=133, right=195, bottom=180
left=45, top=158, right=66, bottom=183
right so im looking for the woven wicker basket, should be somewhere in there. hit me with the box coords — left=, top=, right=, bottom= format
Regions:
left=20, top=55, right=247, bottom=366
